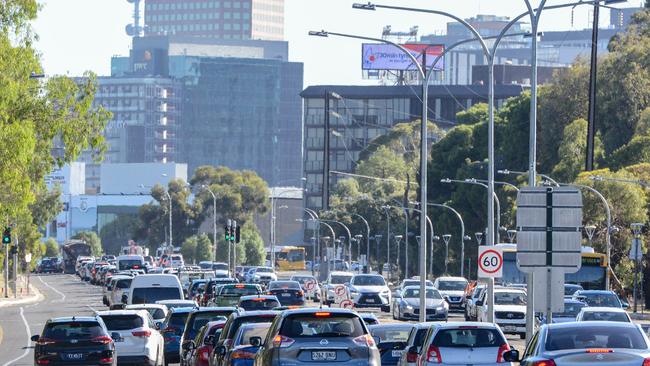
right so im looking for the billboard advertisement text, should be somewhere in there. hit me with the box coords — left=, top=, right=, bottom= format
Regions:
left=362, top=43, right=444, bottom=71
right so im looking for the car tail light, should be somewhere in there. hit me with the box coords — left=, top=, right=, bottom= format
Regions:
left=353, top=334, right=376, bottom=348
left=315, top=312, right=331, bottom=317
left=132, top=330, right=152, bottom=337
left=426, top=345, right=442, bottom=363
left=643, top=358, right=650, bottom=366
left=273, top=335, right=295, bottom=348
left=92, top=336, right=113, bottom=345
left=36, top=359, right=50, bottom=365
left=99, top=357, right=113, bottom=364
left=406, top=349, right=418, bottom=363
left=531, top=360, right=556, bottom=366
left=36, top=338, right=58, bottom=346
left=297, top=290, right=304, bottom=297
left=232, top=349, right=257, bottom=359
left=199, top=346, right=211, bottom=361
left=586, top=349, right=613, bottom=353
left=496, top=343, right=510, bottom=362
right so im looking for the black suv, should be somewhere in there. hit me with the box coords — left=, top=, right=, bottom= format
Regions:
left=32, top=316, right=118, bottom=365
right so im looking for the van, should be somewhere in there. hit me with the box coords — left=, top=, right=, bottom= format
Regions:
left=124, top=274, right=184, bottom=305
left=116, top=255, right=146, bottom=272
left=169, top=254, right=184, bottom=268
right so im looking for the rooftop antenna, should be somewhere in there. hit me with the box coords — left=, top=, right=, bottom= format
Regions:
left=125, top=0, right=143, bottom=38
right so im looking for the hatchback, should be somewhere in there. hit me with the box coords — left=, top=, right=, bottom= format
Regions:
left=369, top=324, right=414, bottom=366
left=216, top=322, right=272, bottom=366
left=253, top=308, right=380, bottom=366
left=180, top=307, right=237, bottom=364
left=184, top=320, right=227, bottom=366
left=398, top=322, right=439, bottom=366
left=161, top=307, right=194, bottom=364
left=266, top=281, right=305, bottom=306
left=210, top=311, right=278, bottom=366
left=32, top=316, right=118, bottom=366
left=96, top=310, right=165, bottom=365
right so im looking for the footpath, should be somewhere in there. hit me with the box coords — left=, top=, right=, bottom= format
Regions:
left=0, top=275, right=43, bottom=308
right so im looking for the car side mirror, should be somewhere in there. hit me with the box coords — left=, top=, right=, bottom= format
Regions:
left=31, top=335, right=40, bottom=342
left=622, top=300, right=630, bottom=309
left=111, top=332, right=121, bottom=341
left=503, top=349, right=520, bottom=362
left=183, top=341, right=195, bottom=351
left=155, top=322, right=162, bottom=330
left=216, top=345, right=227, bottom=355
left=121, top=294, right=128, bottom=304
left=250, top=336, right=262, bottom=347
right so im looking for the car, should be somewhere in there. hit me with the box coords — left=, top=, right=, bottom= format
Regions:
left=517, top=322, right=650, bottom=365
left=564, top=283, right=584, bottom=299
left=169, top=254, right=186, bottom=268
left=289, top=275, right=321, bottom=302
left=321, top=271, right=354, bottom=306
left=368, top=324, right=414, bottom=366
left=96, top=309, right=165, bottom=366
left=214, top=322, right=272, bottom=366
left=253, top=308, right=380, bottom=366
left=125, top=304, right=169, bottom=326
left=201, top=278, right=240, bottom=306
left=266, top=281, right=305, bottom=306
left=180, top=307, right=237, bottom=365
left=238, top=295, right=281, bottom=311
left=32, top=316, right=118, bottom=366
left=38, top=257, right=63, bottom=274
left=392, top=286, right=448, bottom=321
left=124, top=274, right=184, bottom=305
left=212, top=284, right=263, bottom=307
left=540, top=299, right=588, bottom=324
left=157, top=299, right=199, bottom=310
left=209, top=310, right=279, bottom=366
left=116, top=255, right=146, bottom=272
left=348, top=274, right=392, bottom=312
left=398, top=279, right=434, bottom=292
left=418, top=322, right=518, bottom=366
left=107, top=275, right=133, bottom=309
left=184, top=320, right=227, bottom=366
left=161, top=307, right=195, bottom=365
left=477, top=288, right=527, bottom=339
left=576, top=306, right=633, bottom=322
left=189, top=279, right=209, bottom=301
left=572, top=290, right=628, bottom=308
left=247, top=267, right=277, bottom=285
left=397, top=323, right=439, bottom=366
left=464, top=285, right=486, bottom=321
left=359, top=312, right=380, bottom=326
left=432, top=276, right=468, bottom=310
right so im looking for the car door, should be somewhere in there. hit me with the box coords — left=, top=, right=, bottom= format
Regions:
left=519, top=329, right=540, bottom=366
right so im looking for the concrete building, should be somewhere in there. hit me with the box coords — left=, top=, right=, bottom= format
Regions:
left=253, top=187, right=304, bottom=248
left=144, top=0, right=284, bottom=41
left=300, top=84, right=526, bottom=210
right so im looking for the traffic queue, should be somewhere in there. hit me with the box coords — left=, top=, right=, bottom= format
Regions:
left=30, top=252, right=650, bottom=366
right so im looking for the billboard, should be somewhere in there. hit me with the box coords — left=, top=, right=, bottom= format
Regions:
left=362, top=43, right=444, bottom=71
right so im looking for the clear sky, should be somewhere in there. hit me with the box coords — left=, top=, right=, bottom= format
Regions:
left=32, top=0, right=642, bottom=86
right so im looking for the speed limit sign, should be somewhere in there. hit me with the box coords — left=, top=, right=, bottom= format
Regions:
left=478, top=246, right=503, bottom=278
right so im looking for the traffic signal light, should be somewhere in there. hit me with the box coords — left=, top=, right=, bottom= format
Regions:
left=235, top=226, right=241, bottom=243
left=2, top=227, right=10, bottom=245
left=224, top=225, right=231, bottom=241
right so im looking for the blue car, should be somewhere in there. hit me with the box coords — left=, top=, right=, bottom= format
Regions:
left=368, top=324, right=414, bottom=366
left=540, top=299, right=587, bottom=324
left=161, top=307, right=194, bottom=364
left=218, top=322, right=272, bottom=366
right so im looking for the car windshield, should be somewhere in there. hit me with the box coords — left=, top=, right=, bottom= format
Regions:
left=221, top=286, right=260, bottom=296
left=43, top=322, right=105, bottom=340
left=554, top=302, right=585, bottom=317
left=352, top=276, right=386, bottom=286
left=132, top=287, right=181, bottom=304
left=582, top=311, right=629, bottom=322
left=167, top=313, right=190, bottom=334
left=188, top=313, right=228, bottom=335
left=280, top=314, right=365, bottom=338
left=546, top=325, right=646, bottom=350
left=565, top=285, right=583, bottom=296
left=236, top=324, right=271, bottom=346
left=240, top=299, right=280, bottom=310
left=403, top=280, right=433, bottom=288
left=115, top=279, right=132, bottom=289
left=581, top=293, right=621, bottom=308
left=256, top=267, right=273, bottom=273
left=330, top=275, right=353, bottom=284
left=118, top=260, right=142, bottom=270
left=437, top=281, right=467, bottom=291
left=432, top=328, right=506, bottom=348
left=269, top=281, right=301, bottom=290
left=495, top=292, right=527, bottom=305
left=403, top=288, right=441, bottom=299
left=370, top=326, right=412, bottom=343
left=100, top=315, right=143, bottom=331
left=292, top=277, right=315, bottom=284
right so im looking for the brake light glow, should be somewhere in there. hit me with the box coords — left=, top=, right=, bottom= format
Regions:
left=531, top=360, right=556, bottom=366
left=91, top=335, right=113, bottom=344
left=353, top=334, right=376, bottom=348
left=586, top=349, right=613, bottom=353
left=99, top=357, right=113, bottom=363
left=232, top=349, right=257, bottom=359
left=253, top=298, right=266, bottom=301
left=36, top=338, right=57, bottom=346
left=273, top=335, right=295, bottom=348
left=36, top=359, right=50, bottom=365
left=198, top=346, right=211, bottom=361
left=643, top=358, right=650, bottom=366
left=406, top=349, right=418, bottom=363
left=236, top=284, right=246, bottom=288
left=426, top=345, right=442, bottom=363
left=315, top=312, right=331, bottom=317
left=132, top=330, right=152, bottom=337
left=496, top=343, right=510, bottom=362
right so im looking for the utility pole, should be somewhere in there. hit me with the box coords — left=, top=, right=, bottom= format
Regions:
left=323, top=91, right=331, bottom=211
left=585, top=1, right=600, bottom=171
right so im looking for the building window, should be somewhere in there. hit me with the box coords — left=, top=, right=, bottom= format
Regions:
left=224, top=23, right=232, bottom=30
left=234, top=12, right=241, bottom=19
left=233, top=23, right=241, bottom=30
left=224, top=12, right=231, bottom=19
left=234, top=1, right=241, bottom=8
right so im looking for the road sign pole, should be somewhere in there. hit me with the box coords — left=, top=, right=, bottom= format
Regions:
left=3, top=244, right=8, bottom=298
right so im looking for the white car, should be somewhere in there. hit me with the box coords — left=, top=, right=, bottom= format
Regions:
left=433, top=276, right=468, bottom=310
left=125, top=304, right=169, bottom=325
left=155, top=299, right=198, bottom=310
left=108, top=275, right=133, bottom=309
left=348, top=274, right=392, bottom=312
left=418, top=322, right=517, bottom=366
left=477, top=288, right=527, bottom=339
left=96, top=309, right=165, bottom=365
left=321, top=271, right=355, bottom=305
left=576, top=306, right=632, bottom=322
left=248, top=267, right=277, bottom=284
left=169, top=254, right=185, bottom=268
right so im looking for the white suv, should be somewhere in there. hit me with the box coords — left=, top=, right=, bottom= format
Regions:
left=477, top=288, right=527, bottom=339
left=348, top=274, right=392, bottom=312
left=96, top=309, right=165, bottom=365
left=433, top=276, right=468, bottom=310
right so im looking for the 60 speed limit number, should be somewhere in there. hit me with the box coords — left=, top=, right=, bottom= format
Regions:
left=478, top=246, right=503, bottom=278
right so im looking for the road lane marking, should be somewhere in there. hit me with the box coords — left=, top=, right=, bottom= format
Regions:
left=0, top=323, right=3, bottom=346
left=38, top=276, right=65, bottom=302
left=87, top=304, right=98, bottom=313
left=1, top=307, right=31, bottom=366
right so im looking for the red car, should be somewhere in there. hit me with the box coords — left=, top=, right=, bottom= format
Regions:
left=184, top=320, right=226, bottom=366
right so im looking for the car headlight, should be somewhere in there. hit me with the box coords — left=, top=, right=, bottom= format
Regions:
left=405, top=305, right=414, bottom=310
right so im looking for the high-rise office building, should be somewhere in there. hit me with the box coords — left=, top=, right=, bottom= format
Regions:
left=143, top=0, right=284, bottom=40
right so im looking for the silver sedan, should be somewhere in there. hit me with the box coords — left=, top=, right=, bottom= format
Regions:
left=392, top=286, right=448, bottom=321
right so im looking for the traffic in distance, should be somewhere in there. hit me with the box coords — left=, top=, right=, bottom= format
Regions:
left=17, top=237, right=650, bottom=366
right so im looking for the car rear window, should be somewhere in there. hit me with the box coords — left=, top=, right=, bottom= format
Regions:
left=147, top=308, right=166, bottom=319
left=226, top=315, right=278, bottom=339
left=99, top=315, right=144, bottom=331
left=43, top=322, right=105, bottom=340
left=546, top=326, right=646, bottom=350
left=115, top=279, right=132, bottom=289
left=169, top=313, right=190, bottom=331
left=188, top=313, right=229, bottom=333
left=370, top=326, right=412, bottom=343
left=412, top=328, right=428, bottom=348
left=280, top=313, right=365, bottom=338
left=582, top=312, right=629, bottom=322
left=132, top=287, right=182, bottom=304
left=432, top=328, right=505, bottom=348
left=221, top=286, right=260, bottom=296
left=236, top=324, right=271, bottom=346
left=269, top=281, right=301, bottom=290
left=240, top=299, right=280, bottom=310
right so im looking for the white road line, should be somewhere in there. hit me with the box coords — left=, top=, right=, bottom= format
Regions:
left=87, top=304, right=98, bottom=313
left=1, top=307, right=32, bottom=366
left=38, top=276, right=65, bottom=302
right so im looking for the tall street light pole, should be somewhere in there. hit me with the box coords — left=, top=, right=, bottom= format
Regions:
left=426, top=203, right=467, bottom=277
left=380, top=205, right=391, bottom=278
left=321, top=219, right=352, bottom=270
left=271, top=188, right=304, bottom=268
left=498, top=169, right=559, bottom=186
left=303, top=208, right=319, bottom=275
left=201, top=185, right=218, bottom=262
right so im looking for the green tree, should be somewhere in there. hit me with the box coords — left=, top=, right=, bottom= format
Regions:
left=44, top=238, right=59, bottom=258
left=551, top=119, right=605, bottom=182
left=99, top=214, right=139, bottom=255
left=180, top=236, right=198, bottom=264
left=609, top=135, right=650, bottom=171
left=456, top=103, right=488, bottom=125
left=195, top=234, right=213, bottom=263
left=72, top=231, right=103, bottom=256
left=240, top=222, right=265, bottom=266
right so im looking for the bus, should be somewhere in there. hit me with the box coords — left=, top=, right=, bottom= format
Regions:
left=496, top=243, right=608, bottom=290
left=274, top=246, right=306, bottom=271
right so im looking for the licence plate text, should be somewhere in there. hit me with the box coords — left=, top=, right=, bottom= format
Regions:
left=392, top=350, right=403, bottom=358
left=62, top=353, right=85, bottom=361
left=312, top=351, right=337, bottom=361
left=282, top=293, right=292, bottom=297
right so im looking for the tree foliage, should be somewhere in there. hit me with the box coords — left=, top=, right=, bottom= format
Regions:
left=241, top=222, right=265, bottom=266
left=72, top=231, right=103, bottom=256
left=551, top=119, right=604, bottom=182
left=99, top=215, right=139, bottom=255
left=181, top=234, right=213, bottom=264
left=44, top=238, right=59, bottom=258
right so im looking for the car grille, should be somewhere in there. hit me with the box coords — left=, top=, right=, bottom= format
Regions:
left=358, top=294, right=381, bottom=305
left=413, top=309, right=438, bottom=315
left=495, top=311, right=525, bottom=320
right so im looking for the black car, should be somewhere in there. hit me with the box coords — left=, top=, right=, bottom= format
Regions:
left=38, top=258, right=62, bottom=274
left=368, top=324, right=414, bottom=366
left=266, top=281, right=305, bottom=306
left=180, top=307, right=237, bottom=365
left=32, top=316, right=118, bottom=366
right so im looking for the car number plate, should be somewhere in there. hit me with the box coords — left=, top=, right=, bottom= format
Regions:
left=503, top=325, right=516, bottom=332
left=312, top=351, right=337, bottom=361
left=282, top=293, right=292, bottom=297
left=62, top=353, right=85, bottom=361
left=392, top=350, right=403, bottom=358
left=365, top=299, right=375, bottom=303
